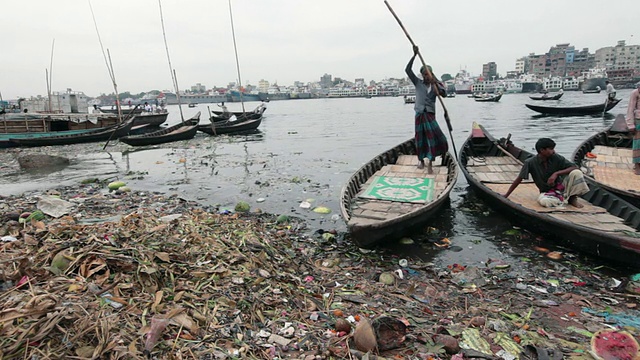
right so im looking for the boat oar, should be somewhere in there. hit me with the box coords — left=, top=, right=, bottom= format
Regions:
left=602, top=97, right=608, bottom=118
left=207, top=105, right=217, bottom=135
left=384, top=0, right=457, bottom=159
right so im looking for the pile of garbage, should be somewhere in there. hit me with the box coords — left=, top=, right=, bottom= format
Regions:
left=2, top=182, right=640, bottom=359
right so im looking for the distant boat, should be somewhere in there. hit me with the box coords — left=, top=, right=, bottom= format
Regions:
left=529, top=92, right=564, bottom=101
left=404, top=95, right=415, bottom=104
left=188, top=103, right=197, bottom=108
left=475, top=93, right=502, bottom=102
left=525, top=99, right=621, bottom=116
left=210, top=103, right=267, bottom=118
left=583, top=88, right=602, bottom=94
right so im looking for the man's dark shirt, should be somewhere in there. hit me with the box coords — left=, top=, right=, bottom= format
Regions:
left=518, top=153, right=575, bottom=192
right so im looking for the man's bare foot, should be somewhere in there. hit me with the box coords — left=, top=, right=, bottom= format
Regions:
left=568, top=196, right=584, bottom=208
left=427, top=161, right=433, bottom=174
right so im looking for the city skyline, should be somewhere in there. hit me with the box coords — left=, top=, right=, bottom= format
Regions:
left=1, top=0, right=638, bottom=99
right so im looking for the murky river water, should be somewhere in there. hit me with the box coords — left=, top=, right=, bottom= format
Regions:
left=1, top=89, right=635, bottom=273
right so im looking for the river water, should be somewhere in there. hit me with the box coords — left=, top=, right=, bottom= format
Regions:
left=1, top=89, right=635, bottom=272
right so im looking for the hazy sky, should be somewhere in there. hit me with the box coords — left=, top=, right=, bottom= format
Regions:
left=1, top=0, right=638, bottom=99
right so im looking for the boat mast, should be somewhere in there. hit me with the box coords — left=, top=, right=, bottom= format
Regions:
left=88, top=0, right=123, bottom=123
left=47, top=39, right=55, bottom=113
left=158, top=0, right=185, bottom=122
left=228, top=0, right=245, bottom=112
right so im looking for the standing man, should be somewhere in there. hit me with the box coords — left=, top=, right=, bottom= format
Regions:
left=625, top=82, right=640, bottom=175
left=504, top=138, right=589, bottom=208
left=605, top=80, right=616, bottom=101
left=405, top=45, right=447, bottom=174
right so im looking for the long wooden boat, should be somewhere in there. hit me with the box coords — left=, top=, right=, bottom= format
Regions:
left=525, top=98, right=621, bottom=116
left=572, top=115, right=640, bottom=207
left=210, top=104, right=267, bottom=117
left=339, top=139, right=458, bottom=248
left=198, top=116, right=262, bottom=135
left=529, top=92, right=564, bottom=101
left=9, top=117, right=135, bottom=147
left=460, top=122, right=640, bottom=266
left=118, top=112, right=201, bottom=146
left=475, top=93, right=502, bottom=102
left=583, top=89, right=601, bottom=94
left=0, top=129, right=99, bottom=148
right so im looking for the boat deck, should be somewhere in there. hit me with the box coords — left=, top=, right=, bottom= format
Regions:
left=466, top=155, right=637, bottom=233
left=581, top=145, right=640, bottom=194
left=348, top=155, right=449, bottom=228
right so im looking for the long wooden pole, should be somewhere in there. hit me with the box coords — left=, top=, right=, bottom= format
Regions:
left=384, top=0, right=457, bottom=159
left=228, top=0, right=246, bottom=113
left=158, top=0, right=184, bottom=121
left=47, top=39, right=55, bottom=113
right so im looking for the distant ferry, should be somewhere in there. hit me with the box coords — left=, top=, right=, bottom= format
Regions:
left=454, top=69, right=473, bottom=94
left=230, top=90, right=261, bottom=102
left=580, top=68, right=607, bottom=91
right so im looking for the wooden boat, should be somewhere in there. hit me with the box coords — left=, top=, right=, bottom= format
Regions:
left=403, top=96, right=416, bottom=104
left=475, top=93, right=502, bottom=102
left=525, top=98, right=621, bottom=116
left=210, top=104, right=267, bottom=117
left=132, top=112, right=168, bottom=127
left=460, top=122, right=640, bottom=266
left=583, top=89, right=601, bottom=94
left=0, top=128, right=99, bottom=148
left=529, top=92, right=564, bottom=101
left=572, top=115, right=640, bottom=207
left=339, top=139, right=458, bottom=248
left=188, top=103, right=197, bottom=108
left=210, top=113, right=232, bottom=123
left=119, top=112, right=201, bottom=146
left=9, top=117, right=135, bottom=147
left=198, top=115, right=262, bottom=135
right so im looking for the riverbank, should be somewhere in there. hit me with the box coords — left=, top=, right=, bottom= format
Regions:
left=2, top=182, right=640, bottom=359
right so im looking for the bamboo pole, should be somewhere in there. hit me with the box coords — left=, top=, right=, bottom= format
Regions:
left=384, top=0, right=457, bottom=159
left=158, top=0, right=184, bottom=122
left=228, top=0, right=246, bottom=113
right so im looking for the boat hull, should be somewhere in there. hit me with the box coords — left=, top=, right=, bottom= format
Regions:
left=459, top=124, right=640, bottom=266
left=119, top=113, right=200, bottom=146
left=339, top=138, right=458, bottom=248
left=525, top=99, right=620, bottom=116
left=198, top=116, right=262, bottom=135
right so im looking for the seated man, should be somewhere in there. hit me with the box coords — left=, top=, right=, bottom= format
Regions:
left=504, top=138, right=589, bottom=208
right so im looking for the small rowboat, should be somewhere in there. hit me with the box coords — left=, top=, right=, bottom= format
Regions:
left=340, top=139, right=458, bottom=248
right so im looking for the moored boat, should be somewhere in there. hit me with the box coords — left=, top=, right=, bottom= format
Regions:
left=198, top=115, right=262, bottom=135
left=210, top=103, right=267, bottom=117
left=572, top=115, right=640, bottom=207
left=404, top=95, right=416, bottom=104
left=8, top=117, right=135, bottom=147
left=525, top=99, right=620, bottom=116
left=339, top=139, right=458, bottom=248
left=460, top=122, right=640, bottom=266
left=583, top=89, right=602, bottom=94
left=132, top=112, right=169, bottom=127
left=118, top=112, right=200, bottom=146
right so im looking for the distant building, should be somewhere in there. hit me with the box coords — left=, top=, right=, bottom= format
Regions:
left=595, top=40, right=640, bottom=83
left=190, top=83, right=206, bottom=93
left=514, top=57, right=527, bottom=74
left=482, top=62, right=497, bottom=80
left=258, top=79, right=270, bottom=92
left=320, top=73, right=332, bottom=88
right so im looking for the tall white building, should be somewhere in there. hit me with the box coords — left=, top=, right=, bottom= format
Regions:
left=595, top=40, right=640, bottom=71
left=258, top=79, right=270, bottom=92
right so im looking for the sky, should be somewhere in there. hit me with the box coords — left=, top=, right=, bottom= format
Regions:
left=1, top=0, right=638, bottom=99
